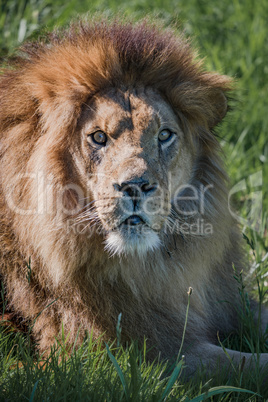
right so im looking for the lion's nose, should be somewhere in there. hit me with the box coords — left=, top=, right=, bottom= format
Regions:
left=114, top=180, right=158, bottom=198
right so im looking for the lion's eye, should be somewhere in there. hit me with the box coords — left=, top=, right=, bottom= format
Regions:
left=158, top=129, right=173, bottom=143
left=90, top=131, right=107, bottom=146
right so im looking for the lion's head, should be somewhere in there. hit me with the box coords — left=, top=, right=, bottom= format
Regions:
left=0, top=19, right=232, bottom=285
left=74, top=86, right=194, bottom=257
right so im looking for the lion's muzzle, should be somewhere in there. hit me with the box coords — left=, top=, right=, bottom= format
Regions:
left=101, top=178, right=163, bottom=256
left=114, top=178, right=158, bottom=217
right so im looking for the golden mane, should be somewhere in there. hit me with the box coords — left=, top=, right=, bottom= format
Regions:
left=1, top=20, right=231, bottom=132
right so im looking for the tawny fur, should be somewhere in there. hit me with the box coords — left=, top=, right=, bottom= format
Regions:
left=0, top=19, right=267, bottom=376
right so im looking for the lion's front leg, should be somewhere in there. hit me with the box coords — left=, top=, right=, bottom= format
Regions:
left=182, top=341, right=268, bottom=378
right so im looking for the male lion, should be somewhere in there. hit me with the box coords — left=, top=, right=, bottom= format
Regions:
left=0, top=19, right=267, bottom=377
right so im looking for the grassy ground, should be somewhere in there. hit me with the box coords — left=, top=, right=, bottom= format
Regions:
left=0, top=0, right=268, bottom=400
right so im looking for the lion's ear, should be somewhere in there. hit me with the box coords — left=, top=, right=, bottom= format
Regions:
left=169, top=74, right=231, bottom=131
left=209, top=88, right=228, bottom=128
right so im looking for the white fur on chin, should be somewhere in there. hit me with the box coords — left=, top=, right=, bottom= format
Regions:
left=104, top=227, right=161, bottom=257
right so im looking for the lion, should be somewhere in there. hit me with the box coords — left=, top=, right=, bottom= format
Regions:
left=0, top=19, right=267, bottom=377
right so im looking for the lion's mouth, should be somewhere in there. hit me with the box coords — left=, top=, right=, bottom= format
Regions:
left=122, top=215, right=145, bottom=226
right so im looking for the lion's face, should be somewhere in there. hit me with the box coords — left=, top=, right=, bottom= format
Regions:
left=73, top=87, right=194, bottom=256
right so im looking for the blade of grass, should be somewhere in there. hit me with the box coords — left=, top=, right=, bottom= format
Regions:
left=106, top=343, right=129, bottom=398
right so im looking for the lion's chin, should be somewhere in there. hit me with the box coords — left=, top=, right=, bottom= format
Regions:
left=104, top=226, right=161, bottom=257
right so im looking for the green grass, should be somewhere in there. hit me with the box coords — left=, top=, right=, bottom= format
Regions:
left=0, top=0, right=268, bottom=400
left=0, top=329, right=260, bottom=401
